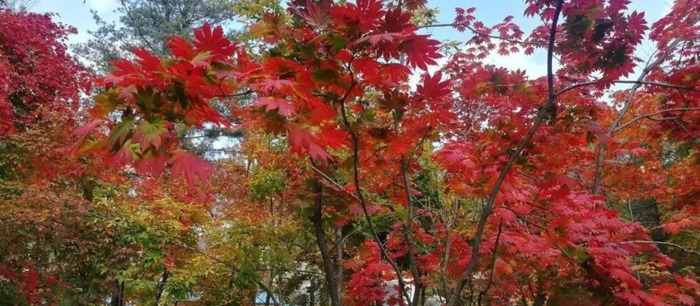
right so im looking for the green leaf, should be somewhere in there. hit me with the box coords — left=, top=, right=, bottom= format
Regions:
left=134, top=117, right=167, bottom=150
left=191, top=51, right=212, bottom=67
left=328, top=34, right=349, bottom=52
left=312, top=69, right=338, bottom=83
left=107, top=116, right=136, bottom=151
left=91, top=92, right=120, bottom=116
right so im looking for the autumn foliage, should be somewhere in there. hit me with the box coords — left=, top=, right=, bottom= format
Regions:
left=2, top=0, right=700, bottom=305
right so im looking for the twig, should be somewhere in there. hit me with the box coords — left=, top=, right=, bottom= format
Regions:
left=419, top=22, right=546, bottom=47
left=555, top=80, right=698, bottom=98
left=501, top=207, right=576, bottom=262
left=310, top=165, right=362, bottom=203
left=477, top=222, right=503, bottom=305
left=621, top=241, right=700, bottom=257
left=613, top=107, right=700, bottom=133
left=401, top=156, right=423, bottom=304
left=213, top=89, right=258, bottom=99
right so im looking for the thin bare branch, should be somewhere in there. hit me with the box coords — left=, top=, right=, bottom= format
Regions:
left=401, top=157, right=423, bottom=305
left=621, top=241, right=700, bottom=257
left=613, top=107, right=700, bottom=133
left=419, top=22, right=546, bottom=47
left=310, top=165, right=362, bottom=203
left=591, top=14, right=700, bottom=194
left=213, top=89, right=258, bottom=99
left=477, top=222, right=503, bottom=305
left=555, top=80, right=698, bottom=98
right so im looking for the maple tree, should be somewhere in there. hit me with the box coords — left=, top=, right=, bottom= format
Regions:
left=0, top=10, right=213, bottom=305
left=0, top=10, right=90, bottom=135
left=3, top=0, right=700, bottom=304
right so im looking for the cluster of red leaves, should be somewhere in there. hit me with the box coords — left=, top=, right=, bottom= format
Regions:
left=74, top=23, right=242, bottom=187
left=78, top=0, right=447, bottom=190
left=597, top=0, right=700, bottom=237
left=555, top=0, right=647, bottom=85
left=344, top=240, right=395, bottom=305
left=454, top=7, right=531, bottom=58
left=0, top=10, right=91, bottom=135
left=649, top=0, right=700, bottom=68
left=456, top=0, right=647, bottom=86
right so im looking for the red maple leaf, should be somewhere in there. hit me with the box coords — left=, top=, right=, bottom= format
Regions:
left=168, top=150, right=215, bottom=189
left=193, top=23, right=237, bottom=60
left=399, top=34, right=441, bottom=70
left=257, top=97, right=297, bottom=117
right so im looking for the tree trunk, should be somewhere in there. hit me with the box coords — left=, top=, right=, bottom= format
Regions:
left=311, top=181, right=342, bottom=306
left=155, top=266, right=170, bottom=303
left=335, top=225, right=344, bottom=301
left=110, top=281, right=125, bottom=306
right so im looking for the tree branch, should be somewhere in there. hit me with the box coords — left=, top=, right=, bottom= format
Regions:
left=621, top=241, right=700, bottom=257
left=401, top=157, right=423, bottom=305
left=554, top=80, right=698, bottom=98
left=477, top=222, right=503, bottom=305
left=213, top=89, right=258, bottom=99
left=446, top=1, right=564, bottom=305
left=613, top=107, right=700, bottom=133
left=591, top=38, right=686, bottom=194
left=591, top=14, right=700, bottom=194
left=310, top=165, right=362, bottom=203
left=419, top=22, right=546, bottom=47
left=335, top=73, right=413, bottom=304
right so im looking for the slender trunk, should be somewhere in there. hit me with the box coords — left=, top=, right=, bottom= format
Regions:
left=309, top=278, right=316, bottom=305
left=439, top=201, right=457, bottom=299
left=155, top=266, right=170, bottom=303
left=401, top=157, right=422, bottom=305
left=532, top=293, right=547, bottom=306
left=477, top=222, right=504, bottom=305
left=311, top=181, right=342, bottom=306
left=335, top=226, right=344, bottom=301
left=110, top=281, right=125, bottom=306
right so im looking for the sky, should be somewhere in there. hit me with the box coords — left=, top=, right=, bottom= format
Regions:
left=28, top=0, right=675, bottom=81
left=30, top=0, right=120, bottom=44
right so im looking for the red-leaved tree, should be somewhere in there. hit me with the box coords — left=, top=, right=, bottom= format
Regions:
left=78, top=0, right=700, bottom=304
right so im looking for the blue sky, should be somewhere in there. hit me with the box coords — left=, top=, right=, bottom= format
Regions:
left=31, top=0, right=119, bottom=44
left=29, top=0, right=674, bottom=80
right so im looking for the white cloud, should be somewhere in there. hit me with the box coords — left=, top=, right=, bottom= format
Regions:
left=484, top=49, right=552, bottom=79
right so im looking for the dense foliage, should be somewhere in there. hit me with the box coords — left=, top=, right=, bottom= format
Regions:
left=1, top=0, right=700, bottom=305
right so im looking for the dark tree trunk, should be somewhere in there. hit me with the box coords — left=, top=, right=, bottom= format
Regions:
left=311, top=181, right=342, bottom=306
left=110, top=281, right=125, bottom=306
left=155, top=266, right=170, bottom=303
